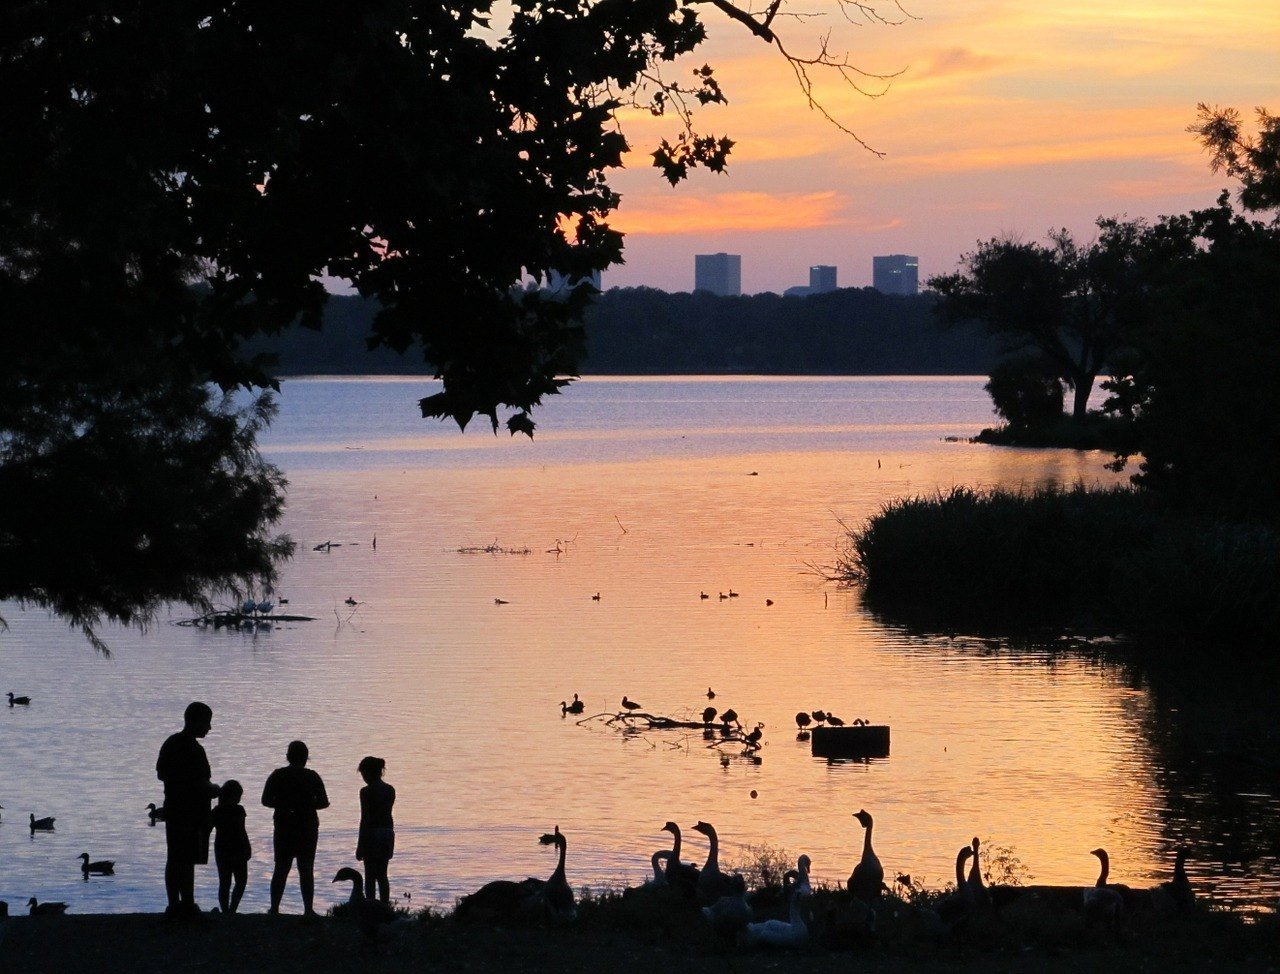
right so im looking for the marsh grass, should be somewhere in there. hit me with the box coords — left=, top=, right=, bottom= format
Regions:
left=835, top=485, right=1278, bottom=644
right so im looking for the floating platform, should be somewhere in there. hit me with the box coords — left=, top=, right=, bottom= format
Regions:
left=811, top=725, right=890, bottom=759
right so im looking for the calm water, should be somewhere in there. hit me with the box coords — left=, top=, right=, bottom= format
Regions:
left=2, top=377, right=1276, bottom=916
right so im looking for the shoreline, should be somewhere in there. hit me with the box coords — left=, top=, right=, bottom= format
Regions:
left=3, top=906, right=1275, bottom=974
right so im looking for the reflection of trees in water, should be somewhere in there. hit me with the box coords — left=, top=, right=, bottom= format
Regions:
left=1119, top=650, right=1280, bottom=909
left=864, top=600, right=1280, bottom=911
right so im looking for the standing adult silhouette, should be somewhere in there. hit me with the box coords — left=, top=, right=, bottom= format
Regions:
left=262, top=740, right=330, bottom=915
left=155, top=701, right=220, bottom=917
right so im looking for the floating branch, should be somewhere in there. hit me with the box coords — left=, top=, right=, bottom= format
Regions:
left=456, top=540, right=532, bottom=555
left=175, top=611, right=317, bottom=629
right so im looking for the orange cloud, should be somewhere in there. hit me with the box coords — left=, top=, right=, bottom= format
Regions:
left=910, top=47, right=1011, bottom=82
left=614, top=190, right=848, bottom=235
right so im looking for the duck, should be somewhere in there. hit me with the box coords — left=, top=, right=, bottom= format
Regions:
left=1083, top=848, right=1127, bottom=920
left=27, top=897, right=68, bottom=916
left=691, top=821, right=741, bottom=906
left=744, top=722, right=764, bottom=748
left=591, top=592, right=601, bottom=601
left=1150, top=848, right=1196, bottom=914
left=536, top=825, right=576, bottom=924
left=145, top=802, right=166, bottom=824
left=706, top=687, right=716, bottom=699
left=967, top=837, right=991, bottom=910
left=493, top=598, right=509, bottom=605
left=660, top=821, right=700, bottom=896
left=344, top=596, right=358, bottom=606
left=727, top=589, right=739, bottom=598
left=621, top=696, right=642, bottom=713
left=847, top=809, right=884, bottom=902
left=78, top=853, right=115, bottom=876
left=700, top=591, right=710, bottom=600
left=701, top=706, right=717, bottom=726
left=720, top=708, right=739, bottom=727
left=810, top=710, right=827, bottom=726
left=826, top=714, right=845, bottom=727
left=332, top=867, right=397, bottom=937
left=8, top=692, right=31, bottom=707
left=30, top=814, right=55, bottom=832
left=795, top=712, right=812, bottom=730
left=740, top=884, right=809, bottom=948
left=560, top=694, right=585, bottom=716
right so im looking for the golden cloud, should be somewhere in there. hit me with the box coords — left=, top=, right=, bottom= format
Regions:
left=614, top=191, right=849, bottom=235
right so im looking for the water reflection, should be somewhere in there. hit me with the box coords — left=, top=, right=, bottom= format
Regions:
left=0, top=378, right=1273, bottom=917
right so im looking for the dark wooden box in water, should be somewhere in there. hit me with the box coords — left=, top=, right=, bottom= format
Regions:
left=811, top=725, right=890, bottom=759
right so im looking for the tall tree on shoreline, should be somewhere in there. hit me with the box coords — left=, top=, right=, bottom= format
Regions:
left=1, top=1, right=904, bottom=640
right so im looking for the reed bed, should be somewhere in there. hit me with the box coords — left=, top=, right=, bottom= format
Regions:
left=836, top=485, right=1278, bottom=644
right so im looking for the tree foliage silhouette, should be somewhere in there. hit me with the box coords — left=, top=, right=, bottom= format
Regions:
left=1, top=1, right=901, bottom=638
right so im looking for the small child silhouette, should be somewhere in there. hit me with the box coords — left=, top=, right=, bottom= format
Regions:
left=211, top=780, right=252, bottom=913
left=356, top=756, right=396, bottom=904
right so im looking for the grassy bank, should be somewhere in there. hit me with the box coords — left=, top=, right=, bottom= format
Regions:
left=2, top=894, right=1275, bottom=974
left=972, top=414, right=1138, bottom=452
left=836, top=485, right=1278, bottom=643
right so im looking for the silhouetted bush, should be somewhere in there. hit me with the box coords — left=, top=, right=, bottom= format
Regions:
left=837, top=486, right=1278, bottom=644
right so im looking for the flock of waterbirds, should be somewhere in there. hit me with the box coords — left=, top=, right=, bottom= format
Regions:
left=450, top=807, right=1203, bottom=948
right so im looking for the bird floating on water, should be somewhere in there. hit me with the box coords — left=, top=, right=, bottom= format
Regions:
left=28, top=897, right=68, bottom=916
left=344, top=596, right=358, bottom=606
left=30, top=814, right=55, bottom=832
left=79, top=853, right=115, bottom=876
left=706, top=687, right=716, bottom=699
left=493, top=598, right=509, bottom=605
left=591, top=592, right=601, bottom=601
left=146, top=803, right=166, bottom=824
left=8, top=692, right=31, bottom=707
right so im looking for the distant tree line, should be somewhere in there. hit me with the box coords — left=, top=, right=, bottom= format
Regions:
left=253, top=287, right=1000, bottom=377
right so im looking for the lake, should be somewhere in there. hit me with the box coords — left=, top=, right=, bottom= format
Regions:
left=2, top=376, right=1276, bottom=916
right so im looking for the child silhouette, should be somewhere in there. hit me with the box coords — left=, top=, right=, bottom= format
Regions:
left=356, top=756, right=396, bottom=904
left=211, top=780, right=251, bottom=914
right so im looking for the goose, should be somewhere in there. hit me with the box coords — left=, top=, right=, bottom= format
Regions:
left=795, top=712, right=811, bottom=730
left=691, top=821, right=740, bottom=905
left=847, top=809, right=884, bottom=903
left=1150, top=848, right=1195, bottom=914
left=145, top=802, right=166, bottom=824
left=78, top=853, right=115, bottom=876
left=645, top=850, right=672, bottom=887
left=701, top=875, right=752, bottom=935
left=925, top=846, right=975, bottom=935
left=789, top=854, right=813, bottom=898
left=1083, top=848, right=1126, bottom=920
left=660, top=822, right=700, bottom=896
left=701, top=706, right=717, bottom=726
left=332, top=867, right=397, bottom=937
left=8, top=692, right=31, bottom=707
left=740, top=884, right=809, bottom=948
left=30, top=814, right=55, bottom=832
left=27, top=897, right=68, bottom=916
left=967, top=837, right=991, bottom=909
left=621, top=696, right=642, bottom=713
left=536, top=825, right=576, bottom=923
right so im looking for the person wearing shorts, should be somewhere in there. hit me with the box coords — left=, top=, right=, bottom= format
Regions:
left=356, top=755, right=396, bottom=903
left=262, top=740, right=329, bottom=915
left=156, top=701, right=220, bottom=917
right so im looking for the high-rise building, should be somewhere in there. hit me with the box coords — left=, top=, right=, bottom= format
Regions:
left=872, top=255, right=919, bottom=295
left=694, top=253, right=742, bottom=296
left=809, top=265, right=837, bottom=293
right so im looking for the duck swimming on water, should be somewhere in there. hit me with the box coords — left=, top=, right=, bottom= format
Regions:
left=30, top=814, right=55, bottom=833
left=79, top=853, right=115, bottom=876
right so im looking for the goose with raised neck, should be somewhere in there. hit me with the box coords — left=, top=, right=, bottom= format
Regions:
left=847, top=808, right=884, bottom=902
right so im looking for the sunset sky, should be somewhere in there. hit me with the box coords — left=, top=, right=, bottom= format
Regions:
left=601, top=0, right=1279, bottom=294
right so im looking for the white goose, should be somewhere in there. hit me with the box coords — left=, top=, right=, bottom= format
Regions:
left=740, top=884, right=809, bottom=948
